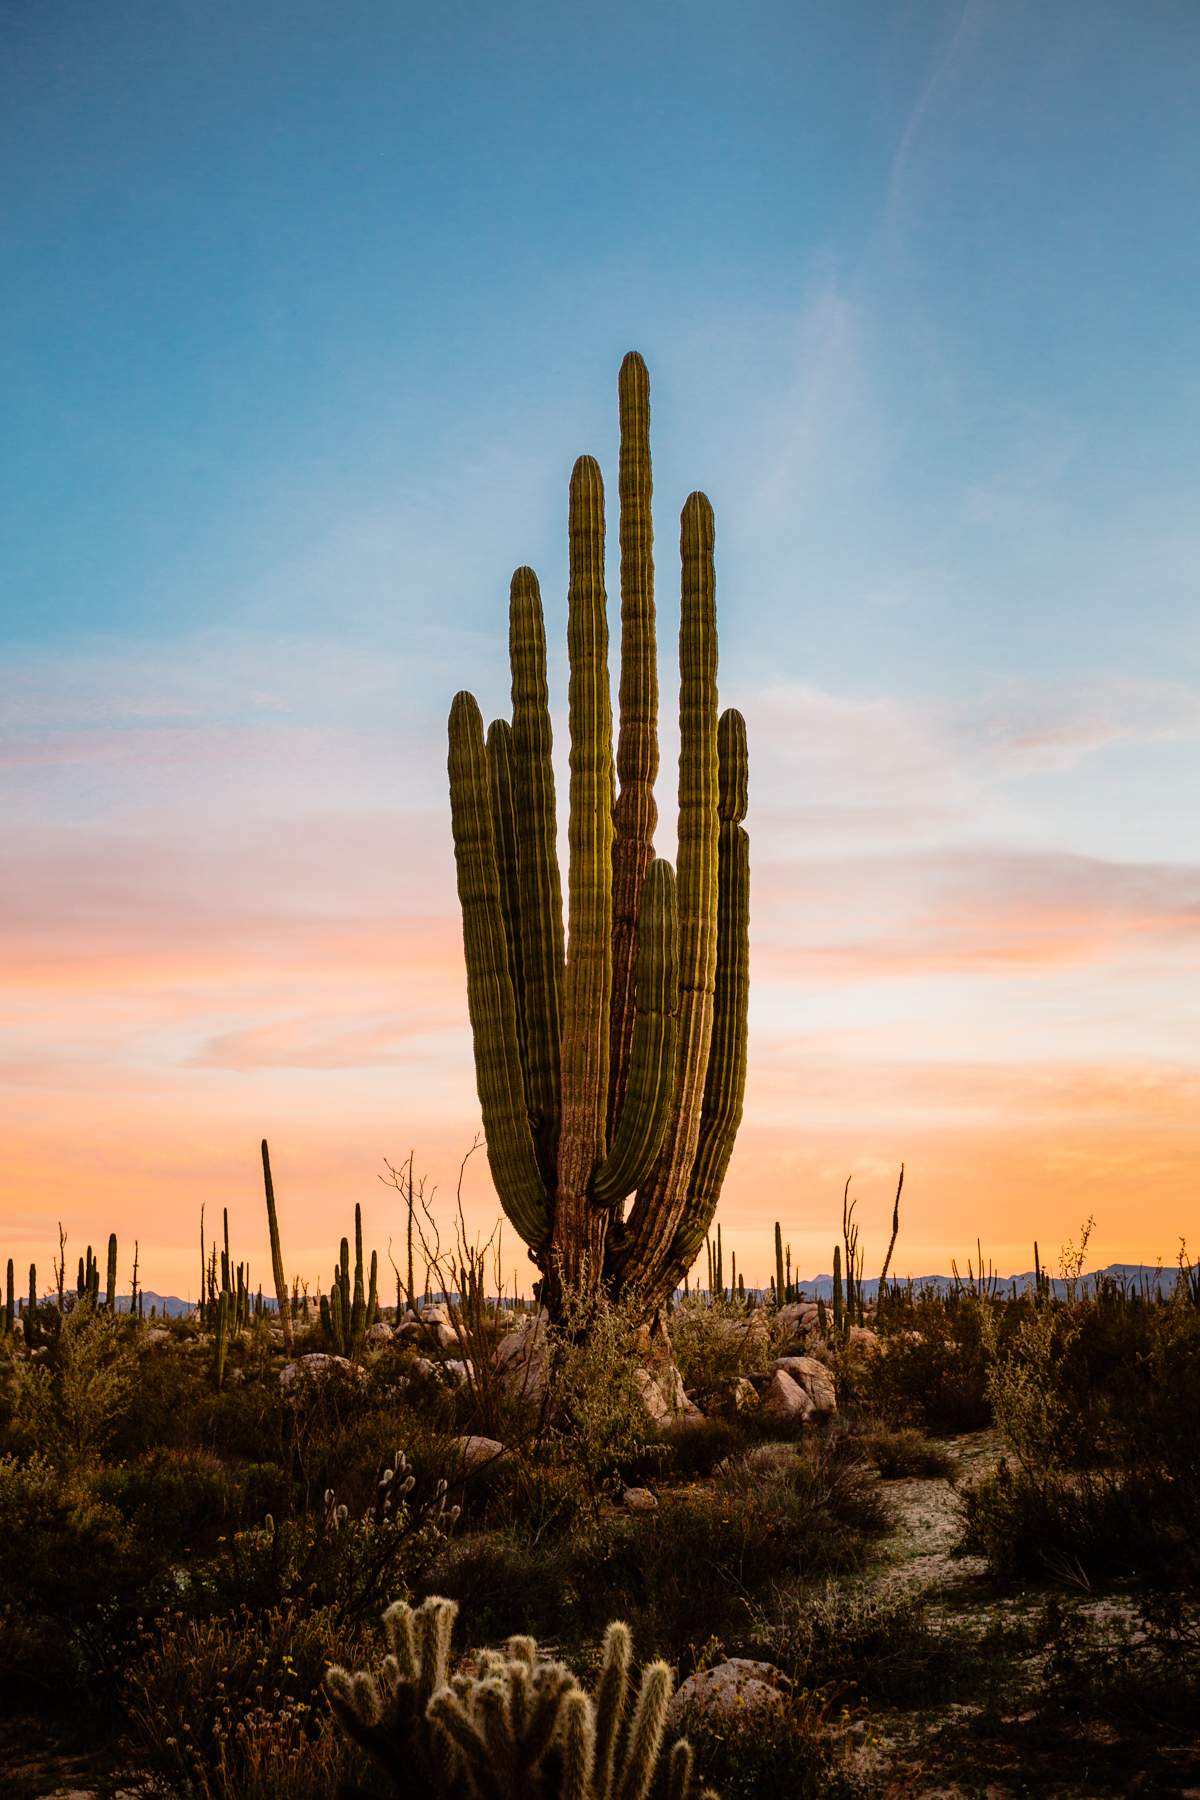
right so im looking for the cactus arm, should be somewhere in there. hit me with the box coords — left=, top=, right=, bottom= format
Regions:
left=261, top=1139, right=294, bottom=1352
left=508, top=566, right=565, bottom=1188
left=593, top=859, right=678, bottom=1208
left=665, top=709, right=750, bottom=1281
left=448, top=688, right=551, bottom=1250
left=619, top=493, right=720, bottom=1300
left=486, top=717, right=526, bottom=1079
left=608, top=351, right=659, bottom=1137
left=552, top=455, right=615, bottom=1291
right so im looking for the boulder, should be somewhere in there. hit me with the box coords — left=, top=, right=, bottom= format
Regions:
left=279, top=1353, right=366, bottom=1394
left=623, top=1486, right=658, bottom=1514
left=668, top=1658, right=785, bottom=1726
left=441, top=1358, right=474, bottom=1388
left=451, top=1435, right=505, bottom=1471
left=727, top=1376, right=761, bottom=1414
left=775, top=1301, right=820, bottom=1342
left=493, top=1307, right=550, bottom=1404
left=769, top=1355, right=837, bottom=1412
left=633, top=1364, right=703, bottom=1425
left=759, top=1367, right=815, bottom=1423
left=847, top=1325, right=881, bottom=1356
left=365, top=1321, right=394, bottom=1346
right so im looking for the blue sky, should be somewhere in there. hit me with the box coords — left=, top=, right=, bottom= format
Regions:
left=3, top=1, right=1199, bottom=1287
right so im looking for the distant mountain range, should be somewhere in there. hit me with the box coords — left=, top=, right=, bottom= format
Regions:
left=780, top=1263, right=1185, bottom=1302
left=84, top=1264, right=1185, bottom=1317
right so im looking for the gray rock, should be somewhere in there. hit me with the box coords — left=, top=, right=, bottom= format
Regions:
left=775, top=1301, right=820, bottom=1341
left=634, top=1363, right=703, bottom=1425
left=451, top=1434, right=505, bottom=1471
left=441, top=1358, right=474, bottom=1388
left=493, top=1307, right=550, bottom=1403
left=279, top=1353, right=365, bottom=1393
left=668, top=1658, right=785, bottom=1725
left=760, top=1367, right=815, bottom=1422
left=769, top=1354, right=837, bottom=1411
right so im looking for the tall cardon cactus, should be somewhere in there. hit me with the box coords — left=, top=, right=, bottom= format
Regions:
left=448, top=355, right=749, bottom=1320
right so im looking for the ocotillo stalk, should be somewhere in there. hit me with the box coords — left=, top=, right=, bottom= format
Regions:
left=261, top=1139, right=293, bottom=1352
left=878, top=1164, right=904, bottom=1296
left=106, top=1234, right=117, bottom=1311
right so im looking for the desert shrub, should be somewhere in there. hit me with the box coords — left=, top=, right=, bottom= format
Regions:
left=8, top=1306, right=137, bottom=1468
left=962, top=1284, right=1200, bottom=1585
left=849, top=1423, right=955, bottom=1481
left=93, top=1444, right=237, bottom=1548
left=859, top=1291, right=998, bottom=1432
left=123, top=1602, right=360, bottom=1800
left=418, top=1528, right=576, bottom=1644
left=0, top=1452, right=144, bottom=1619
left=540, top=1289, right=652, bottom=1509
left=196, top=1451, right=458, bottom=1625
left=754, top=1578, right=965, bottom=1706
left=675, top=1687, right=869, bottom=1800
left=671, top=1294, right=774, bottom=1407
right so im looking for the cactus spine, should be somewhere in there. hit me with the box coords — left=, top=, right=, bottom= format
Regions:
left=447, top=356, right=748, bottom=1322
left=261, top=1139, right=293, bottom=1352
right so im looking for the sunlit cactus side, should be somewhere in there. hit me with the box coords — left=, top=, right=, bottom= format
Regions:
left=262, top=1139, right=294, bottom=1353
left=832, top=1245, right=844, bottom=1336
left=213, top=1289, right=230, bottom=1388
left=325, top=1597, right=718, bottom=1799
left=447, top=354, right=748, bottom=1321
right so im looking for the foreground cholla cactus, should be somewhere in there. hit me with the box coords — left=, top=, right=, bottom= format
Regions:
left=325, top=1596, right=716, bottom=1800
left=448, top=354, right=749, bottom=1319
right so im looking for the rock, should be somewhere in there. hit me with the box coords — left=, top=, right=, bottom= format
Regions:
left=396, top=1304, right=458, bottom=1350
left=769, top=1355, right=837, bottom=1412
left=727, top=1375, right=761, bottom=1414
left=441, top=1358, right=474, bottom=1388
left=668, top=1658, right=785, bottom=1726
left=279, top=1353, right=366, bottom=1393
left=775, top=1301, right=820, bottom=1341
left=493, top=1307, right=550, bottom=1404
left=451, top=1434, right=505, bottom=1471
left=760, top=1367, right=815, bottom=1423
left=633, top=1364, right=703, bottom=1425
left=365, top=1321, right=394, bottom=1345
left=847, top=1325, right=880, bottom=1356
left=623, top=1486, right=658, bottom=1513
left=409, top=1355, right=437, bottom=1380
left=141, top=1326, right=171, bottom=1348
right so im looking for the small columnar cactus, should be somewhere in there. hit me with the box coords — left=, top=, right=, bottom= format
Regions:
left=325, top=1597, right=717, bottom=1800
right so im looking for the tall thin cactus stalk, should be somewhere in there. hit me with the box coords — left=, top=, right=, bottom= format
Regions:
left=261, top=1139, right=294, bottom=1352
left=447, top=355, right=748, bottom=1322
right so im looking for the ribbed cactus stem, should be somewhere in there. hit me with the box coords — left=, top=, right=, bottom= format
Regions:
left=449, top=689, right=551, bottom=1248
left=774, top=1222, right=785, bottom=1312
left=552, top=455, right=615, bottom=1295
left=620, top=493, right=720, bottom=1306
left=262, top=1139, right=294, bottom=1352
left=609, top=350, right=658, bottom=1137
left=593, top=860, right=678, bottom=1208
left=4, top=1259, right=13, bottom=1336
left=832, top=1245, right=843, bottom=1333
left=106, top=1233, right=117, bottom=1311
